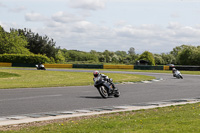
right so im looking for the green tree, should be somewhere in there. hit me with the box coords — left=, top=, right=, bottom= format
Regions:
left=16, top=28, right=57, bottom=58
left=62, top=50, right=98, bottom=63
left=128, top=47, right=135, bottom=55
left=103, top=50, right=113, bottom=63
left=161, top=53, right=176, bottom=65
left=193, top=47, right=200, bottom=65
left=170, top=45, right=190, bottom=57
left=177, top=45, right=197, bottom=65
left=154, top=54, right=164, bottom=65
left=115, top=50, right=127, bottom=64
left=138, top=51, right=155, bottom=65
left=55, top=50, right=65, bottom=63
left=0, top=26, right=30, bottom=54
left=170, top=45, right=190, bottom=64
left=127, top=47, right=137, bottom=64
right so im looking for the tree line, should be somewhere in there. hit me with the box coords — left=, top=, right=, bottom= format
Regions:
left=0, top=25, right=200, bottom=65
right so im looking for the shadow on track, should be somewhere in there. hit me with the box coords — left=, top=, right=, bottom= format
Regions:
left=79, top=96, right=103, bottom=99
left=79, top=96, right=114, bottom=99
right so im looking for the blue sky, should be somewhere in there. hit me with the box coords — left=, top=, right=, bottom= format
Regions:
left=1, top=0, right=200, bottom=53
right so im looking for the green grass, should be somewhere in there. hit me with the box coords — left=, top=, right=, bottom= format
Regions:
left=2, top=103, right=200, bottom=133
left=133, top=70, right=200, bottom=75
left=46, top=67, right=200, bottom=75
left=0, top=71, right=20, bottom=78
left=0, top=69, right=155, bottom=89
left=103, top=69, right=200, bottom=75
left=1, top=68, right=200, bottom=132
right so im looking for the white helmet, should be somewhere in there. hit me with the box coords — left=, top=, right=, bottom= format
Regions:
left=93, top=70, right=100, bottom=77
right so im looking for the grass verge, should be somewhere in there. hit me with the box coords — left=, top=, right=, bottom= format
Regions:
left=102, top=69, right=200, bottom=75
left=1, top=102, right=200, bottom=132
left=0, top=69, right=155, bottom=89
left=0, top=71, right=20, bottom=78
left=45, top=67, right=200, bottom=75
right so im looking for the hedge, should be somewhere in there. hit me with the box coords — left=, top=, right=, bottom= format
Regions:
left=0, top=54, right=50, bottom=64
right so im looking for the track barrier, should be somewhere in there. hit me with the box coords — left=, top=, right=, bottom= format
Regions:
left=104, top=65, right=133, bottom=69
left=0, top=62, right=12, bottom=67
left=1, top=62, right=200, bottom=71
left=44, top=64, right=73, bottom=68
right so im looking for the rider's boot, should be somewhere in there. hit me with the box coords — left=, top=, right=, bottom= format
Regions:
left=112, top=84, right=119, bottom=94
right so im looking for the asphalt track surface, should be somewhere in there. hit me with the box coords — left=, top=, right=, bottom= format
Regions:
left=0, top=68, right=200, bottom=117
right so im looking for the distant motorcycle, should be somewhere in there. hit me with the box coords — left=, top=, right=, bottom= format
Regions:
left=174, top=70, right=183, bottom=79
left=94, top=76, right=120, bottom=98
left=36, top=64, right=46, bottom=70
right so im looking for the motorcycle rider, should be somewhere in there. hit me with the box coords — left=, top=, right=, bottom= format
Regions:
left=172, top=68, right=177, bottom=77
left=36, top=62, right=46, bottom=70
left=37, top=62, right=43, bottom=69
left=93, top=70, right=117, bottom=91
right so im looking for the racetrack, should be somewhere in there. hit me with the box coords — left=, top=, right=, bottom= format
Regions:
left=0, top=69, right=200, bottom=117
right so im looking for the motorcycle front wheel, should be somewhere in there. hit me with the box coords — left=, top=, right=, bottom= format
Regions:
left=114, top=91, right=120, bottom=97
left=98, top=86, right=108, bottom=98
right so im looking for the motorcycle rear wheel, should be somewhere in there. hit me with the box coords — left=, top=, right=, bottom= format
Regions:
left=98, top=86, right=109, bottom=98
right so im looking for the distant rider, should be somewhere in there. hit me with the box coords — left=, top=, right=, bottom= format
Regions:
left=38, top=62, right=43, bottom=69
left=172, top=68, right=177, bottom=77
left=93, top=70, right=117, bottom=90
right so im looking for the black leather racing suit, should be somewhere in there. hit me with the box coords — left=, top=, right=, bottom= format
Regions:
left=94, top=74, right=116, bottom=90
left=172, top=69, right=177, bottom=77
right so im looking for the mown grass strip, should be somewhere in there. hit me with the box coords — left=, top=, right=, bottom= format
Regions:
left=0, top=72, right=20, bottom=78
left=44, top=67, right=200, bottom=75
left=103, top=69, right=200, bottom=75
left=1, top=102, right=200, bottom=132
left=0, top=69, right=155, bottom=89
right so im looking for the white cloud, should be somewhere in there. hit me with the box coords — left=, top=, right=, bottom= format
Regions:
left=115, top=24, right=162, bottom=39
left=25, top=12, right=47, bottom=21
left=0, top=2, right=6, bottom=8
left=0, top=21, right=19, bottom=31
left=51, top=11, right=82, bottom=23
left=0, top=21, right=5, bottom=28
left=170, top=13, right=180, bottom=18
left=35, top=17, right=200, bottom=53
left=115, top=20, right=127, bottom=27
left=9, top=6, right=26, bottom=13
left=167, top=22, right=182, bottom=29
left=1, top=0, right=199, bottom=53
left=109, top=0, right=200, bottom=2
left=68, top=0, right=106, bottom=10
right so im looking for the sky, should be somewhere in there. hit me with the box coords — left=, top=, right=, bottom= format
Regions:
left=0, top=0, right=200, bottom=54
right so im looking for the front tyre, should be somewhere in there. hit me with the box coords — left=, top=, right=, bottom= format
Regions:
left=114, top=91, right=120, bottom=97
left=98, top=86, right=108, bottom=98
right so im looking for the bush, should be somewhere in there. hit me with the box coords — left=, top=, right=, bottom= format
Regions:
left=0, top=54, right=50, bottom=64
left=138, top=51, right=155, bottom=65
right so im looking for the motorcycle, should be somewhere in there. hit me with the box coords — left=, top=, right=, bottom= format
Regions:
left=174, top=70, right=183, bottom=79
left=36, top=64, right=46, bottom=70
left=94, top=76, right=120, bottom=98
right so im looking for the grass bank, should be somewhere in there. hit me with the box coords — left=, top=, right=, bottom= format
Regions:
left=1, top=102, right=200, bottom=132
left=0, top=69, right=155, bottom=89
left=102, top=69, right=200, bottom=75
left=46, top=67, right=200, bottom=75
left=0, top=71, right=20, bottom=78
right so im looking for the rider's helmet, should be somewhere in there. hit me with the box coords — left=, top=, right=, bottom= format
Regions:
left=172, top=68, right=176, bottom=71
left=93, top=70, right=100, bottom=77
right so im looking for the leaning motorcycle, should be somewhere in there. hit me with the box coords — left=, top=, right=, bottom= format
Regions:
left=94, top=76, right=120, bottom=98
left=36, top=64, right=46, bottom=70
left=174, top=70, right=183, bottom=79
